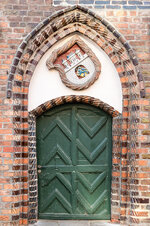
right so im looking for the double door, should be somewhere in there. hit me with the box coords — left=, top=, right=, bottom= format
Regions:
left=36, top=103, right=112, bottom=220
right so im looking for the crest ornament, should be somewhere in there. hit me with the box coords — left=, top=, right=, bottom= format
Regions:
left=46, top=36, right=101, bottom=90
left=75, top=65, right=89, bottom=79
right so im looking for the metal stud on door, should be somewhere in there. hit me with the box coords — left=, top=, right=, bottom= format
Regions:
left=36, top=104, right=112, bottom=220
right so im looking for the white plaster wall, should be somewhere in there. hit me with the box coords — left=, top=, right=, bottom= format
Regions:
left=28, top=34, right=122, bottom=113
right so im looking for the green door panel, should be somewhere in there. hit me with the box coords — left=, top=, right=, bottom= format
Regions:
left=36, top=103, right=112, bottom=220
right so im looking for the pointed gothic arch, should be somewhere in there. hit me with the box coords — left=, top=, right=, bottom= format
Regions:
left=7, top=5, right=145, bottom=99
left=6, top=5, right=145, bottom=225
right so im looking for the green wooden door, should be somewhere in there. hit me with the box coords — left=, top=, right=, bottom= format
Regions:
left=37, top=103, right=112, bottom=220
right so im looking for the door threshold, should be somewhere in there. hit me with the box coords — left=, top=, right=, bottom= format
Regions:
left=29, top=220, right=120, bottom=226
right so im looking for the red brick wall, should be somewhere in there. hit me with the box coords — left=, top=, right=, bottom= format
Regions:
left=0, top=1, right=150, bottom=225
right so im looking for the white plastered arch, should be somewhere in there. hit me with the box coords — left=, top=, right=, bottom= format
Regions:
left=28, top=34, right=122, bottom=113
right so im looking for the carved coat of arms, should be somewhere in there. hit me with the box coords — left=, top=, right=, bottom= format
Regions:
left=46, top=36, right=101, bottom=90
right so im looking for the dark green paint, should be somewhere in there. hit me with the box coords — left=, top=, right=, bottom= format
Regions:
left=36, top=104, right=112, bottom=220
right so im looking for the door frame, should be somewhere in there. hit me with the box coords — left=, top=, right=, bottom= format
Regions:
left=28, top=95, right=121, bottom=223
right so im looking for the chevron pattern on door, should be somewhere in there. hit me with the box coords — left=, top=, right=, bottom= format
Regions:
left=37, top=104, right=112, bottom=220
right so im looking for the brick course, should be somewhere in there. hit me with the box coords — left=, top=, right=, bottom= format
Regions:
left=0, top=1, right=150, bottom=226
left=53, top=0, right=150, bottom=9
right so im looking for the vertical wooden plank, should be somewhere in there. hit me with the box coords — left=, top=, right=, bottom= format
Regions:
left=71, top=171, right=77, bottom=214
left=71, top=106, right=77, bottom=213
left=71, top=106, right=77, bottom=165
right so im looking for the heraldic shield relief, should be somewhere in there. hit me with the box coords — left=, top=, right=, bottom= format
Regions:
left=46, top=36, right=101, bottom=90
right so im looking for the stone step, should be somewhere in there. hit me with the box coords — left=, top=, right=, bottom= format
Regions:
left=29, top=220, right=120, bottom=226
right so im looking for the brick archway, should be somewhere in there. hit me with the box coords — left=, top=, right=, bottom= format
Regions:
left=6, top=5, right=145, bottom=225
left=28, top=95, right=119, bottom=222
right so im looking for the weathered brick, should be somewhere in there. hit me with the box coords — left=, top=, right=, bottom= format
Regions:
left=142, top=154, right=150, bottom=159
left=0, top=216, right=10, bottom=221
left=95, top=0, right=110, bottom=4
left=129, top=1, right=142, bottom=4
left=0, top=1, right=149, bottom=226
left=79, top=0, right=94, bottom=3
